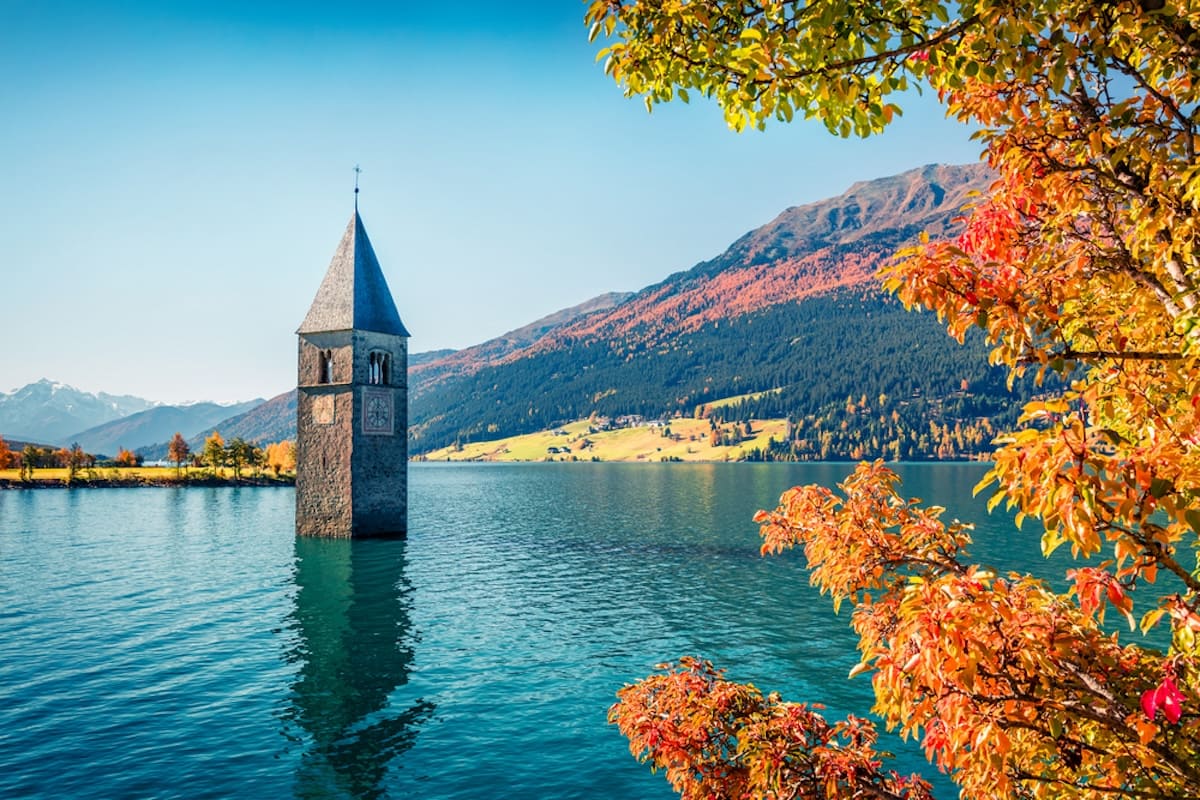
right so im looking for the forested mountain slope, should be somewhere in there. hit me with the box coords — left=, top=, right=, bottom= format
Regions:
left=408, top=163, right=1035, bottom=458
left=411, top=291, right=633, bottom=388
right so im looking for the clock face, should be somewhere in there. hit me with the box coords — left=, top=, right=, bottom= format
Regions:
left=367, top=396, right=389, bottom=427
left=362, top=388, right=394, bottom=435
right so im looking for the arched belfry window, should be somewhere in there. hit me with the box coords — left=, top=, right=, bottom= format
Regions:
left=319, top=349, right=333, bottom=384
left=368, top=351, right=390, bottom=385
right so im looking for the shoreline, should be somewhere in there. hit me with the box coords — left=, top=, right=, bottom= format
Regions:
left=0, top=459, right=991, bottom=489
left=0, top=475, right=295, bottom=490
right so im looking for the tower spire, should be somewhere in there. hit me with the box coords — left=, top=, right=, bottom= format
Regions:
left=353, top=164, right=361, bottom=211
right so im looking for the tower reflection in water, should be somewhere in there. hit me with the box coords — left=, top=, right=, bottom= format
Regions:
left=286, top=537, right=434, bottom=799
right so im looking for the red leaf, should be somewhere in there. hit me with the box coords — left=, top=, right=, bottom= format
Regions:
left=1141, top=687, right=1158, bottom=721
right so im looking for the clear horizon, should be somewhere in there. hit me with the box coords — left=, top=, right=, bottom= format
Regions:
left=2, top=1, right=983, bottom=404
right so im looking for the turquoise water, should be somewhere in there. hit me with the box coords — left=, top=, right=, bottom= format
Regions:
left=1, top=463, right=1042, bottom=798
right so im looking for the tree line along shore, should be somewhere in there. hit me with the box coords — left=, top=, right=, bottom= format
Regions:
left=0, top=432, right=295, bottom=488
left=0, top=467, right=295, bottom=489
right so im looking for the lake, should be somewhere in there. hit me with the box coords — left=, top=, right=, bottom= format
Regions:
left=0, top=462, right=1045, bottom=799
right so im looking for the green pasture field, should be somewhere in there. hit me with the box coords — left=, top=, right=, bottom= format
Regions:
left=421, top=416, right=787, bottom=463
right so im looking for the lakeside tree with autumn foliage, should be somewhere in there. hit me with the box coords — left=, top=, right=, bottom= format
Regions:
left=590, top=0, right=1200, bottom=797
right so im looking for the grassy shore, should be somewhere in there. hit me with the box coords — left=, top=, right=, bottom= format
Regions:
left=0, top=466, right=295, bottom=488
left=419, top=417, right=788, bottom=463
left=2, top=416, right=791, bottom=485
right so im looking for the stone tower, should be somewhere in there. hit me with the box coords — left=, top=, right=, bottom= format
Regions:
left=296, top=210, right=409, bottom=537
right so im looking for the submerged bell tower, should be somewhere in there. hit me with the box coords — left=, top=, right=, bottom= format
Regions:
left=295, top=190, right=409, bottom=537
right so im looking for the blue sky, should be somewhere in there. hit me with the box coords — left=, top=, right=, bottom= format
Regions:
left=1, top=1, right=983, bottom=404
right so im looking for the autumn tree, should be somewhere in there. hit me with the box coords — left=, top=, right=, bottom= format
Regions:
left=251, top=443, right=266, bottom=476
left=65, top=442, right=85, bottom=484
left=203, top=431, right=225, bottom=475
left=265, top=440, right=296, bottom=477
left=590, top=0, right=1200, bottom=797
left=265, top=441, right=281, bottom=477
left=20, top=444, right=37, bottom=480
left=226, top=437, right=252, bottom=480
left=114, top=448, right=141, bottom=468
left=168, top=432, right=190, bottom=476
left=0, top=435, right=13, bottom=470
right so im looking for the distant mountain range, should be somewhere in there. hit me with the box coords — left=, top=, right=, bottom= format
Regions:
left=7, top=163, right=1036, bottom=463
left=69, top=399, right=263, bottom=457
left=134, top=391, right=297, bottom=461
left=0, top=380, right=159, bottom=444
left=0, top=380, right=265, bottom=456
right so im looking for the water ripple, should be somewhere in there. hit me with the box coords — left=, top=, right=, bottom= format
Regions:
left=0, top=464, right=1008, bottom=798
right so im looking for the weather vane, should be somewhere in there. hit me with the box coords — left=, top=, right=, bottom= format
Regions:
left=354, top=164, right=362, bottom=210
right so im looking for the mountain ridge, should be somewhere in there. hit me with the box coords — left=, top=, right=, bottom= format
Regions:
left=411, top=291, right=634, bottom=388
left=407, top=162, right=1020, bottom=455
left=67, top=399, right=264, bottom=456
left=412, top=162, right=990, bottom=383
left=0, top=379, right=159, bottom=444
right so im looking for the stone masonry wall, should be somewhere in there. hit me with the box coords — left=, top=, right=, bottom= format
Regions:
left=296, top=330, right=408, bottom=537
left=295, top=385, right=354, bottom=536
left=350, top=331, right=408, bottom=536
left=296, top=331, right=354, bottom=537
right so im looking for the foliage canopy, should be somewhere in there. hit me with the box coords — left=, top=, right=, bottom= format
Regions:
left=203, top=430, right=226, bottom=472
left=590, top=0, right=1200, bottom=796
left=168, top=432, right=190, bottom=473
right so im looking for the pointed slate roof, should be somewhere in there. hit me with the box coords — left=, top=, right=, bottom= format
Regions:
left=297, top=211, right=410, bottom=336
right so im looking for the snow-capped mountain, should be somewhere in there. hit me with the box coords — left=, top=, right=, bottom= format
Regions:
left=0, top=379, right=159, bottom=445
